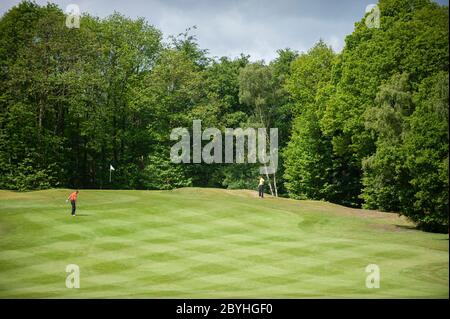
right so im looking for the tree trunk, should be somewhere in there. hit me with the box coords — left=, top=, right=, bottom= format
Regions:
left=263, top=164, right=274, bottom=196
left=38, top=99, right=44, bottom=132
left=273, top=174, right=278, bottom=197
left=258, top=109, right=278, bottom=197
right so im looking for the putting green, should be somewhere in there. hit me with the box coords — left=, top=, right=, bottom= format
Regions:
left=0, top=188, right=448, bottom=298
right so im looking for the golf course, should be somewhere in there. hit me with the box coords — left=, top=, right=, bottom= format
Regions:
left=0, top=188, right=448, bottom=298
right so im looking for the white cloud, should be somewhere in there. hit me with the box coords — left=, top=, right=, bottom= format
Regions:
left=1, top=0, right=448, bottom=61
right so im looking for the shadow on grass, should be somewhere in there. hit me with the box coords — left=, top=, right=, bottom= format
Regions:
left=396, top=224, right=449, bottom=238
left=395, top=224, right=417, bottom=231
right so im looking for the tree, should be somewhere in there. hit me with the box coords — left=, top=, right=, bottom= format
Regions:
left=402, top=72, right=449, bottom=231
left=361, top=73, right=413, bottom=212
left=238, top=62, right=280, bottom=196
left=320, top=0, right=448, bottom=207
left=284, top=42, right=338, bottom=202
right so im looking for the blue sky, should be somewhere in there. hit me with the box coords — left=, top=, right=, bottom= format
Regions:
left=1, top=0, right=448, bottom=62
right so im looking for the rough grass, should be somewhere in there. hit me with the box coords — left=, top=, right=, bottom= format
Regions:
left=0, top=188, right=448, bottom=298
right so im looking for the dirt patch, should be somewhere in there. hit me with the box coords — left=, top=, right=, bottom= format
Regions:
left=223, top=189, right=259, bottom=198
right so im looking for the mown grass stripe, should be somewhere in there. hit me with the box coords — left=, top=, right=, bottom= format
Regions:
left=0, top=188, right=448, bottom=298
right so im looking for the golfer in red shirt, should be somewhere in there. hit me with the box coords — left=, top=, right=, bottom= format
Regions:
left=67, top=190, right=79, bottom=216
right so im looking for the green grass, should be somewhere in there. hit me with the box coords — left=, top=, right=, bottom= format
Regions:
left=0, top=188, right=448, bottom=298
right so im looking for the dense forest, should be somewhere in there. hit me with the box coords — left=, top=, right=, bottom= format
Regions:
left=0, top=0, right=448, bottom=231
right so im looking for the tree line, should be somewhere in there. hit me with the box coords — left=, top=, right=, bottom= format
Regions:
left=0, top=0, right=448, bottom=231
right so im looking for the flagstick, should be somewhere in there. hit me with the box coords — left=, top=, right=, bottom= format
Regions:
left=110, top=168, right=112, bottom=183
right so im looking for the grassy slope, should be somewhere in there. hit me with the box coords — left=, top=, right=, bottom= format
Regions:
left=0, top=188, right=448, bottom=298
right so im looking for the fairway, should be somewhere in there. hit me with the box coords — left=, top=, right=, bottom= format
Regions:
left=0, top=188, right=448, bottom=298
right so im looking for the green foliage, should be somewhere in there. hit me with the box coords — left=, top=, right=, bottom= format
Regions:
left=362, top=72, right=449, bottom=231
left=285, top=41, right=334, bottom=117
left=0, top=158, right=59, bottom=191
left=283, top=42, right=343, bottom=202
left=402, top=72, right=449, bottom=231
left=361, top=73, right=413, bottom=212
left=284, top=108, right=331, bottom=200
left=320, top=0, right=448, bottom=209
left=222, top=164, right=260, bottom=190
left=142, top=150, right=192, bottom=190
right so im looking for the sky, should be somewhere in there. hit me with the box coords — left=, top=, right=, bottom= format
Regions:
left=1, top=0, right=448, bottom=62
